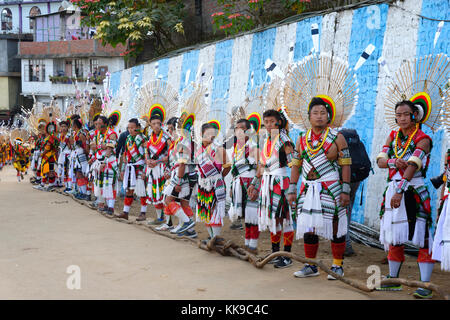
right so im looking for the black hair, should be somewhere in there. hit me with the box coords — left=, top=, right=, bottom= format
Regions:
left=394, top=100, right=419, bottom=114
left=201, top=122, right=216, bottom=135
left=128, top=118, right=141, bottom=128
left=150, top=114, right=162, bottom=122
left=308, top=97, right=332, bottom=124
left=263, top=109, right=281, bottom=121
left=236, top=119, right=251, bottom=130
left=308, top=97, right=329, bottom=115
left=93, top=114, right=100, bottom=123
left=72, top=118, right=82, bottom=129
left=59, top=121, right=69, bottom=127
left=98, top=116, right=109, bottom=126
left=394, top=100, right=421, bottom=124
left=167, top=117, right=178, bottom=127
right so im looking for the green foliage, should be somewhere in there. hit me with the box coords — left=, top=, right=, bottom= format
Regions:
left=70, top=0, right=185, bottom=59
left=211, top=0, right=311, bottom=35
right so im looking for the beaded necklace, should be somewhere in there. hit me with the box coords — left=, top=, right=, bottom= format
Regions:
left=394, top=124, right=419, bottom=159
left=305, top=127, right=329, bottom=154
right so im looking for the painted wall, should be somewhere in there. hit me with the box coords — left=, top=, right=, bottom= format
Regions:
left=109, top=0, right=450, bottom=230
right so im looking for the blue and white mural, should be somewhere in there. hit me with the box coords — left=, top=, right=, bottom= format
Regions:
left=109, top=0, right=450, bottom=229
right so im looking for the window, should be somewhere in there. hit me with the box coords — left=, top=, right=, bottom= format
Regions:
left=73, top=59, right=83, bottom=78
left=89, top=59, right=98, bottom=74
left=29, top=6, right=41, bottom=31
left=1, top=8, right=12, bottom=31
left=25, top=60, right=46, bottom=82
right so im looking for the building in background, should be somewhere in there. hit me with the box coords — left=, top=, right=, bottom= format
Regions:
left=0, top=0, right=64, bottom=122
left=17, top=6, right=126, bottom=111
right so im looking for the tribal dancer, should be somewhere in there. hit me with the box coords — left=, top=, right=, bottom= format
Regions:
left=31, top=121, right=46, bottom=186
left=57, top=120, right=71, bottom=190
left=228, top=88, right=264, bottom=254
left=0, top=131, right=7, bottom=170
left=116, top=118, right=147, bottom=220
left=143, top=108, right=171, bottom=223
left=432, top=85, right=450, bottom=273
left=10, top=129, right=30, bottom=182
left=100, top=141, right=119, bottom=216
left=135, top=80, right=178, bottom=224
left=40, top=121, right=59, bottom=191
left=162, top=83, right=208, bottom=236
left=163, top=114, right=197, bottom=237
left=70, top=115, right=90, bottom=200
left=90, top=112, right=119, bottom=212
left=376, top=54, right=449, bottom=299
left=248, top=108, right=297, bottom=269
left=196, top=120, right=230, bottom=240
left=281, top=54, right=357, bottom=278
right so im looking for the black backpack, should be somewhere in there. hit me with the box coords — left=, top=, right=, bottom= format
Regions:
left=339, top=128, right=371, bottom=183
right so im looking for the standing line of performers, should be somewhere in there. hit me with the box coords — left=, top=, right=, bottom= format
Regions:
left=2, top=52, right=450, bottom=300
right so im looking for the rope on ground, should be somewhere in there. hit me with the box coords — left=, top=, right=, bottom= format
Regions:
left=53, top=188, right=450, bottom=300
left=198, top=237, right=450, bottom=300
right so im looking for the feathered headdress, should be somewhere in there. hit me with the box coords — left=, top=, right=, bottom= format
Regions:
left=135, top=80, right=179, bottom=127
left=101, top=93, right=125, bottom=132
left=231, top=84, right=265, bottom=134
left=10, top=128, right=29, bottom=146
left=383, top=53, right=450, bottom=132
left=280, top=53, right=359, bottom=130
left=178, top=82, right=209, bottom=136
left=443, top=85, right=450, bottom=145
left=40, top=102, right=61, bottom=135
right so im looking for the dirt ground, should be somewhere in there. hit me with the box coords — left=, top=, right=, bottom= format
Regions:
left=1, top=165, right=449, bottom=300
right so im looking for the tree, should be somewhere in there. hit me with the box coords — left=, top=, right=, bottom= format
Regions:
left=211, top=0, right=311, bottom=36
left=71, top=0, right=185, bottom=59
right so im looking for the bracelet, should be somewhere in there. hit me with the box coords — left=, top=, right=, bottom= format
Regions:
left=173, top=175, right=181, bottom=186
left=387, top=159, right=397, bottom=169
left=288, top=183, right=297, bottom=194
left=396, top=178, right=409, bottom=193
left=342, top=182, right=351, bottom=195
left=251, top=176, right=261, bottom=186
left=338, top=157, right=352, bottom=166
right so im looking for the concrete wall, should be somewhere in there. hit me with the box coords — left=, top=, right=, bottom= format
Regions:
left=110, top=0, right=449, bottom=230
left=0, top=76, right=9, bottom=110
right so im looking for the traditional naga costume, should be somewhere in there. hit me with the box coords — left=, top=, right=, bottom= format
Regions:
left=376, top=54, right=450, bottom=295
left=26, top=106, right=47, bottom=185
left=135, top=80, right=177, bottom=222
left=57, top=120, right=71, bottom=189
left=10, top=129, right=30, bottom=181
left=69, top=115, right=90, bottom=197
left=99, top=142, right=119, bottom=215
left=193, top=89, right=229, bottom=239
left=41, top=123, right=59, bottom=189
left=432, top=83, right=450, bottom=272
left=251, top=70, right=297, bottom=265
left=0, top=130, right=8, bottom=170
left=163, top=83, right=209, bottom=234
left=119, top=122, right=147, bottom=219
left=57, top=103, right=83, bottom=191
left=228, top=86, right=264, bottom=253
left=35, top=104, right=61, bottom=190
left=91, top=103, right=121, bottom=210
left=281, top=53, right=358, bottom=277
